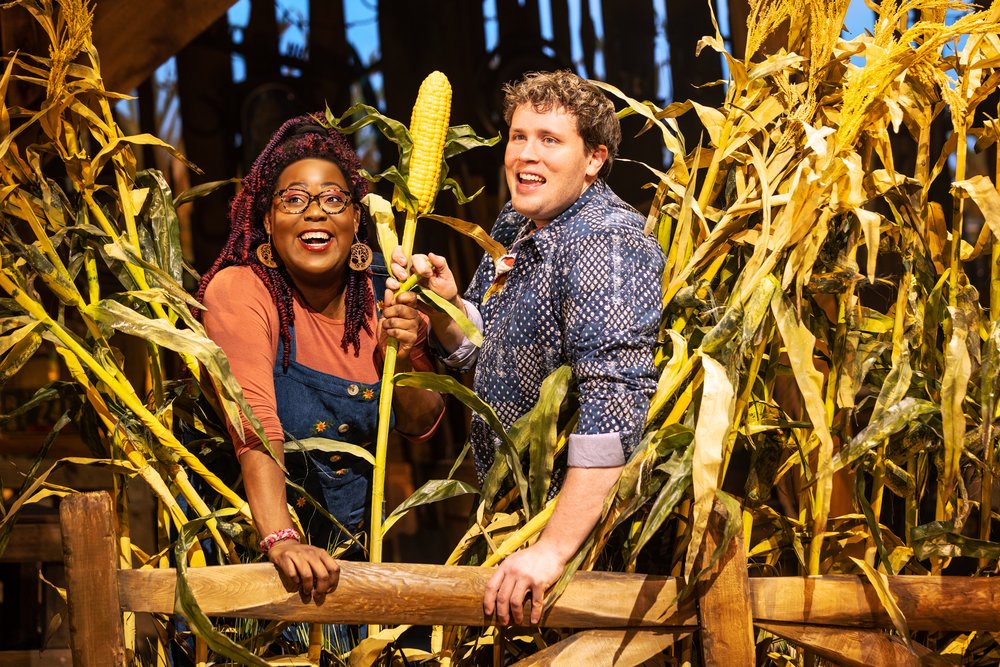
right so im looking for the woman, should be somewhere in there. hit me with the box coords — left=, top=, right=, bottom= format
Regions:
left=197, top=114, right=444, bottom=598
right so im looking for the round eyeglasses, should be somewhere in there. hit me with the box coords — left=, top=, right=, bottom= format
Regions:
left=274, top=187, right=352, bottom=215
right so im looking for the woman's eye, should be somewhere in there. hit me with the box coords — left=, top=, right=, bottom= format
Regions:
left=321, top=191, right=347, bottom=206
left=283, top=192, right=307, bottom=204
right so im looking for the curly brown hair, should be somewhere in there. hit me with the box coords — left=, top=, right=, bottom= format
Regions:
left=196, top=114, right=375, bottom=369
left=501, top=70, right=620, bottom=180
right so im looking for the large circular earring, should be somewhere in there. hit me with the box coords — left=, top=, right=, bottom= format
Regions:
left=256, top=236, right=278, bottom=269
left=349, top=237, right=373, bottom=271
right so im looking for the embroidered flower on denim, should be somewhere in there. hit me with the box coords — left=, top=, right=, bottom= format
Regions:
left=314, top=420, right=328, bottom=434
left=362, top=387, right=375, bottom=401
left=295, top=496, right=306, bottom=508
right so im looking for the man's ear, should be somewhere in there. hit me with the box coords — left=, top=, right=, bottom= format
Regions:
left=585, top=144, right=609, bottom=181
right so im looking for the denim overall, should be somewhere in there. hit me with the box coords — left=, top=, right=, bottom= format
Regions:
left=276, top=326, right=392, bottom=555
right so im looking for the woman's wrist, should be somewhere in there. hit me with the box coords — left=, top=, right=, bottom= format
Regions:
left=259, top=527, right=301, bottom=553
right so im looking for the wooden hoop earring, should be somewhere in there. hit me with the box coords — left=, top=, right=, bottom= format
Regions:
left=349, top=238, right=372, bottom=271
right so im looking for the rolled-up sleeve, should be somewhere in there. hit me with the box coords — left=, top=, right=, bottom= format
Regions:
left=562, top=228, right=664, bottom=465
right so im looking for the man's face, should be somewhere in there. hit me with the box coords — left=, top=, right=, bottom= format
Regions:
left=504, top=104, right=608, bottom=227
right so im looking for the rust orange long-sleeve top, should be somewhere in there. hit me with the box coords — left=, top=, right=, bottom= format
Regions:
left=202, top=265, right=437, bottom=457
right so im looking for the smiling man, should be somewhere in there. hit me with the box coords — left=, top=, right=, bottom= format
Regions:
left=389, top=70, right=664, bottom=626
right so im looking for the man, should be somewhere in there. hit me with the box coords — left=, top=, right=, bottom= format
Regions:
left=389, top=70, right=664, bottom=625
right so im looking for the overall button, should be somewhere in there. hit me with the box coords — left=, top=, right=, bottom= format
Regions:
left=347, top=384, right=360, bottom=396
left=338, top=423, right=350, bottom=434
left=329, top=454, right=341, bottom=463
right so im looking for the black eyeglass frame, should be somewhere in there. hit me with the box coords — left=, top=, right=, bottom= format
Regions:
left=273, top=186, right=353, bottom=215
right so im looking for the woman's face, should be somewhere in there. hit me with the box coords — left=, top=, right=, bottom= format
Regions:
left=264, top=158, right=359, bottom=289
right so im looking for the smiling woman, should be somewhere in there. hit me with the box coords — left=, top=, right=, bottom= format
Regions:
left=192, top=114, right=445, bottom=648
left=265, top=158, right=360, bottom=309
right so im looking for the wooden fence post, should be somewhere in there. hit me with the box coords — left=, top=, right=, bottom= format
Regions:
left=696, top=499, right=755, bottom=665
left=60, top=491, right=127, bottom=667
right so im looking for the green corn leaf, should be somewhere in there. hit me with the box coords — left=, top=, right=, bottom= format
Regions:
left=285, top=437, right=375, bottom=466
left=173, top=512, right=271, bottom=667
left=88, top=133, right=199, bottom=186
left=423, top=214, right=507, bottom=262
left=84, top=298, right=268, bottom=451
left=0, top=329, right=41, bottom=383
left=521, top=365, right=572, bottom=515
left=912, top=521, right=1000, bottom=560
left=630, top=441, right=694, bottom=560
left=443, top=124, right=501, bottom=159
left=172, top=177, right=240, bottom=208
left=440, top=176, right=485, bottom=206
left=850, top=556, right=912, bottom=648
left=413, top=285, right=482, bottom=347
left=394, top=372, right=509, bottom=446
left=829, top=397, right=937, bottom=473
left=135, top=170, right=184, bottom=284
left=381, top=478, right=478, bottom=535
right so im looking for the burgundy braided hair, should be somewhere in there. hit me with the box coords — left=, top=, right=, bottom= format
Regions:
left=196, top=113, right=376, bottom=370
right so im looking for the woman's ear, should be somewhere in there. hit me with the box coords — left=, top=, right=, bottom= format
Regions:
left=353, top=206, right=361, bottom=235
left=263, top=213, right=272, bottom=236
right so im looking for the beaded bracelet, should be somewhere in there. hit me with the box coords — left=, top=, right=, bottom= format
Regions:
left=259, top=527, right=301, bottom=553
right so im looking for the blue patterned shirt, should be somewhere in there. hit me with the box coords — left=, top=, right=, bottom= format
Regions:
left=449, top=180, right=664, bottom=489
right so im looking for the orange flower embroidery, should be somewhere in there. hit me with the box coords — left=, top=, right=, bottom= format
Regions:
left=362, top=388, right=375, bottom=400
left=295, top=496, right=306, bottom=508
left=314, top=420, right=328, bottom=433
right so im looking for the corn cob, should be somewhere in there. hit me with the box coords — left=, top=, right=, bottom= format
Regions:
left=406, top=70, right=452, bottom=218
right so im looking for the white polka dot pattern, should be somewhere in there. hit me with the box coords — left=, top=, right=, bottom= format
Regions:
left=464, top=180, right=665, bottom=493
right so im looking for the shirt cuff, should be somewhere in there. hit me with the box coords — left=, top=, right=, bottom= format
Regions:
left=436, top=299, right=483, bottom=370
left=567, top=432, right=625, bottom=467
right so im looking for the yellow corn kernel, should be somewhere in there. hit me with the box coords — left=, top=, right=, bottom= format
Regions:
left=407, top=71, right=452, bottom=214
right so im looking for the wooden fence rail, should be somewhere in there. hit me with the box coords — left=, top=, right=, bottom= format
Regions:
left=61, top=492, right=990, bottom=666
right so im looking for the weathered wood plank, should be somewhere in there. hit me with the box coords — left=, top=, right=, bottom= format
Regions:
left=750, top=576, right=1000, bottom=631
left=117, top=563, right=1000, bottom=631
left=60, top=492, right=126, bottom=667
left=0, top=519, right=62, bottom=562
left=757, top=622, right=949, bottom=667
left=509, top=629, right=688, bottom=666
left=0, top=649, right=72, bottom=666
left=696, top=501, right=755, bottom=665
left=120, top=562, right=698, bottom=629
left=91, top=0, right=237, bottom=94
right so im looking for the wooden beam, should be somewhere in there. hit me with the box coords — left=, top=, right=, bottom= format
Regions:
left=0, top=519, right=62, bottom=562
left=695, top=500, right=755, bottom=665
left=91, top=0, right=237, bottom=94
left=749, top=575, right=1000, bottom=631
left=757, top=623, right=949, bottom=667
left=120, top=562, right=698, bottom=629
left=117, top=561, right=1000, bottom=632
left=509, top=629, right=688, bottom=666
left=0, top=649, right=72, bottom=666
left=60, top=492, right=126, bottom=667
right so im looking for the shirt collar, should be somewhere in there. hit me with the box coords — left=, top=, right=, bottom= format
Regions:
left=521, top=180, right=606, bottom=258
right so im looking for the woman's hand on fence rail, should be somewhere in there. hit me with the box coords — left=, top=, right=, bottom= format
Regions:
left=267, top=541, right=340, bottom=598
